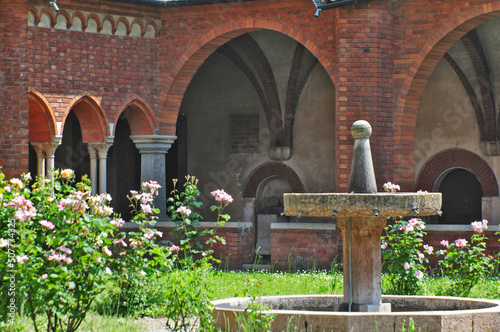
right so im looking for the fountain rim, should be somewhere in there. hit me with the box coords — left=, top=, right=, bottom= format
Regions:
left=212, top=294, right=500, bottom=316
left=283, top=192, right=442, bottom=197
left=283, top=192, right=442, bottom=217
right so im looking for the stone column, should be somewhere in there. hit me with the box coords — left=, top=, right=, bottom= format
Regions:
left=30, top=142, right=46, bottom=179
left=87, top=144, right=98, bottom=195
left=96, top=141, right=113, bottom=194
left=88, top=140, right=113, bottom=194
left=337, top=216, right=389, bottom=312
left=131, top=135, right=177, bottom=221
left=40, top=140, right=61, bottom=181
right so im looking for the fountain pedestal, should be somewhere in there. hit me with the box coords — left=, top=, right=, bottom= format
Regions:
left=337, top=216, right=389, bottom=312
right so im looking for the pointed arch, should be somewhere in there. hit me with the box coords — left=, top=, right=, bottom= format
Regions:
left=393, top=5, right=500, bottom=186
left=115, top=96, right=158, bottom=136
left=28, top=89, right=57, bottom=142
left=158, top=19, right=335, bottom=135
left=65, top=93, right=109, bottom=142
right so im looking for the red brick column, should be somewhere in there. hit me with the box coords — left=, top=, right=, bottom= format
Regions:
left=334, top=2, right=394, bottom=191
left=0, top=0, right=29, bottom=178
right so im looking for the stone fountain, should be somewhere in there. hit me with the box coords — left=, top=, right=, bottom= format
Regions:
left=212, top=121, right=500, bottom=331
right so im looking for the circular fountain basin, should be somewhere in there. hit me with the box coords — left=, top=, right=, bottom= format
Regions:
left=212, top=295, right=500, bottom=331
left=283, top=192, right=442, bottom=217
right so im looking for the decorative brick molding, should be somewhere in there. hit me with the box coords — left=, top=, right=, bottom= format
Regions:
left=28, top=5, right=160, bottom=38
left=243, top=162, right=304, bottom=198
left=416, top=149, right=499, bottom=196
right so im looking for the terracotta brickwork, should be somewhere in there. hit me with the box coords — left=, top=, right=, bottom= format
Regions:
left=0, top=0, right=29, bottom=180
left=423, top=230, right=500, bottom=267
left=155, top=224, right=253, bottom=270
left=417, top=149, right=499, bottom=196
left=271, top=228, right=340, bottom=271
left=8, top=0, right=500, bottom=187
left=2, top=0, right=500, bottom=268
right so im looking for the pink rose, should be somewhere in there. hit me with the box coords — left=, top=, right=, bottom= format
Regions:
left=455, top=238, right=468, bottom=248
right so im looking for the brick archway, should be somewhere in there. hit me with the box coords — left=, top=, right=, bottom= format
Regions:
left=159, top=19, right=335, bottom=135
left=243, top=162, right=304, bottom=198
left=65, top=93, right=109, bottom=143
left=416, top=149, right=498, bottom=197
left=115, top=96, right=158, bottom=136
left=393, top=4, right=500, bottom=188
left=29, top=89, right=57, bottom=142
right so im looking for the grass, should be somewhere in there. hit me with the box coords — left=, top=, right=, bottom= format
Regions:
left=5, top=313, right=154, bottom=332
left=5, top=270, right=500, bottom=331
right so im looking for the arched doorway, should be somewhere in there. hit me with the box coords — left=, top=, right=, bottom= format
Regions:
left=254, top=176, right=293, bottom=263
left=54, top=110, right=90, bottom=181
left=107, top=115, right=141, bottom=221
left=435, top=168, right=483, bottom=224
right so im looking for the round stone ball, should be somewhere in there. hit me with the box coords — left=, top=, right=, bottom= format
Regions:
left=351, top=120, right=372, bottom=139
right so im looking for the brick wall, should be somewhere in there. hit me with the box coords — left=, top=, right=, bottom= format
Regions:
left=154, top=0, right=500, bottom=192
left=27, top=27, right=160, bottom=131
left=271, top=227, right=340, bottom=271
left=424, top=229, right=500, bottom=267
left=3, top=0, right=498, bottom=187
left=152, top=223, right=253, bottom=270
left=0, top=0, right=29, bottom=179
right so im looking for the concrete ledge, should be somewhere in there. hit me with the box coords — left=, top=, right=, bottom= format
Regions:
left=425, top=224, right=500, bottom=232
left=121, top=221, right=252, bottom=229
left=271, top=222, right=336, bottom=230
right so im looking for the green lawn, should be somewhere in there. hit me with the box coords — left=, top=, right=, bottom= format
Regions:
left=6, top=270, right=500, bottom=332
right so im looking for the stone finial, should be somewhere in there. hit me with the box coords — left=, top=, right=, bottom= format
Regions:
left=348, top=120, right=377, bottom=194
left=351, top=120, right=372, bottom=139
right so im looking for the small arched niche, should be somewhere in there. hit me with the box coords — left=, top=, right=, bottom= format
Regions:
left=433, top=168, right=483, bottom=225
left=255, top=175, right=293, bottom=214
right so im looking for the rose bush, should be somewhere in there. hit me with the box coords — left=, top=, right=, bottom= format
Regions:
left=0, top=171, right=118, bottom=331
left=435, top=219, right=492, bottom=296
left=0, top=170, right=178, bottom=330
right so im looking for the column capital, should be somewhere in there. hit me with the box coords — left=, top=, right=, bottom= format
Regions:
left=88, top=141, right=113, bottom=159
left=30, top=142, right=46, bottom=159
left=38, top=141, right=60, bottom=156
left=130, top=135, right=177, bottom=154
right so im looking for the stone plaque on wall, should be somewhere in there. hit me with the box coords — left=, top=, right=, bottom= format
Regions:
left=229, top=113, right=259, bottom=153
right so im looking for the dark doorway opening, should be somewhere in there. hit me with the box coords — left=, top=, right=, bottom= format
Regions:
left=438, top=169, right=483, bottom=224
left=54, top=110, right=90, bottom=182
left=108, top=116, right=141, bottom=221
left=165, top=114, right=187, bottom=202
